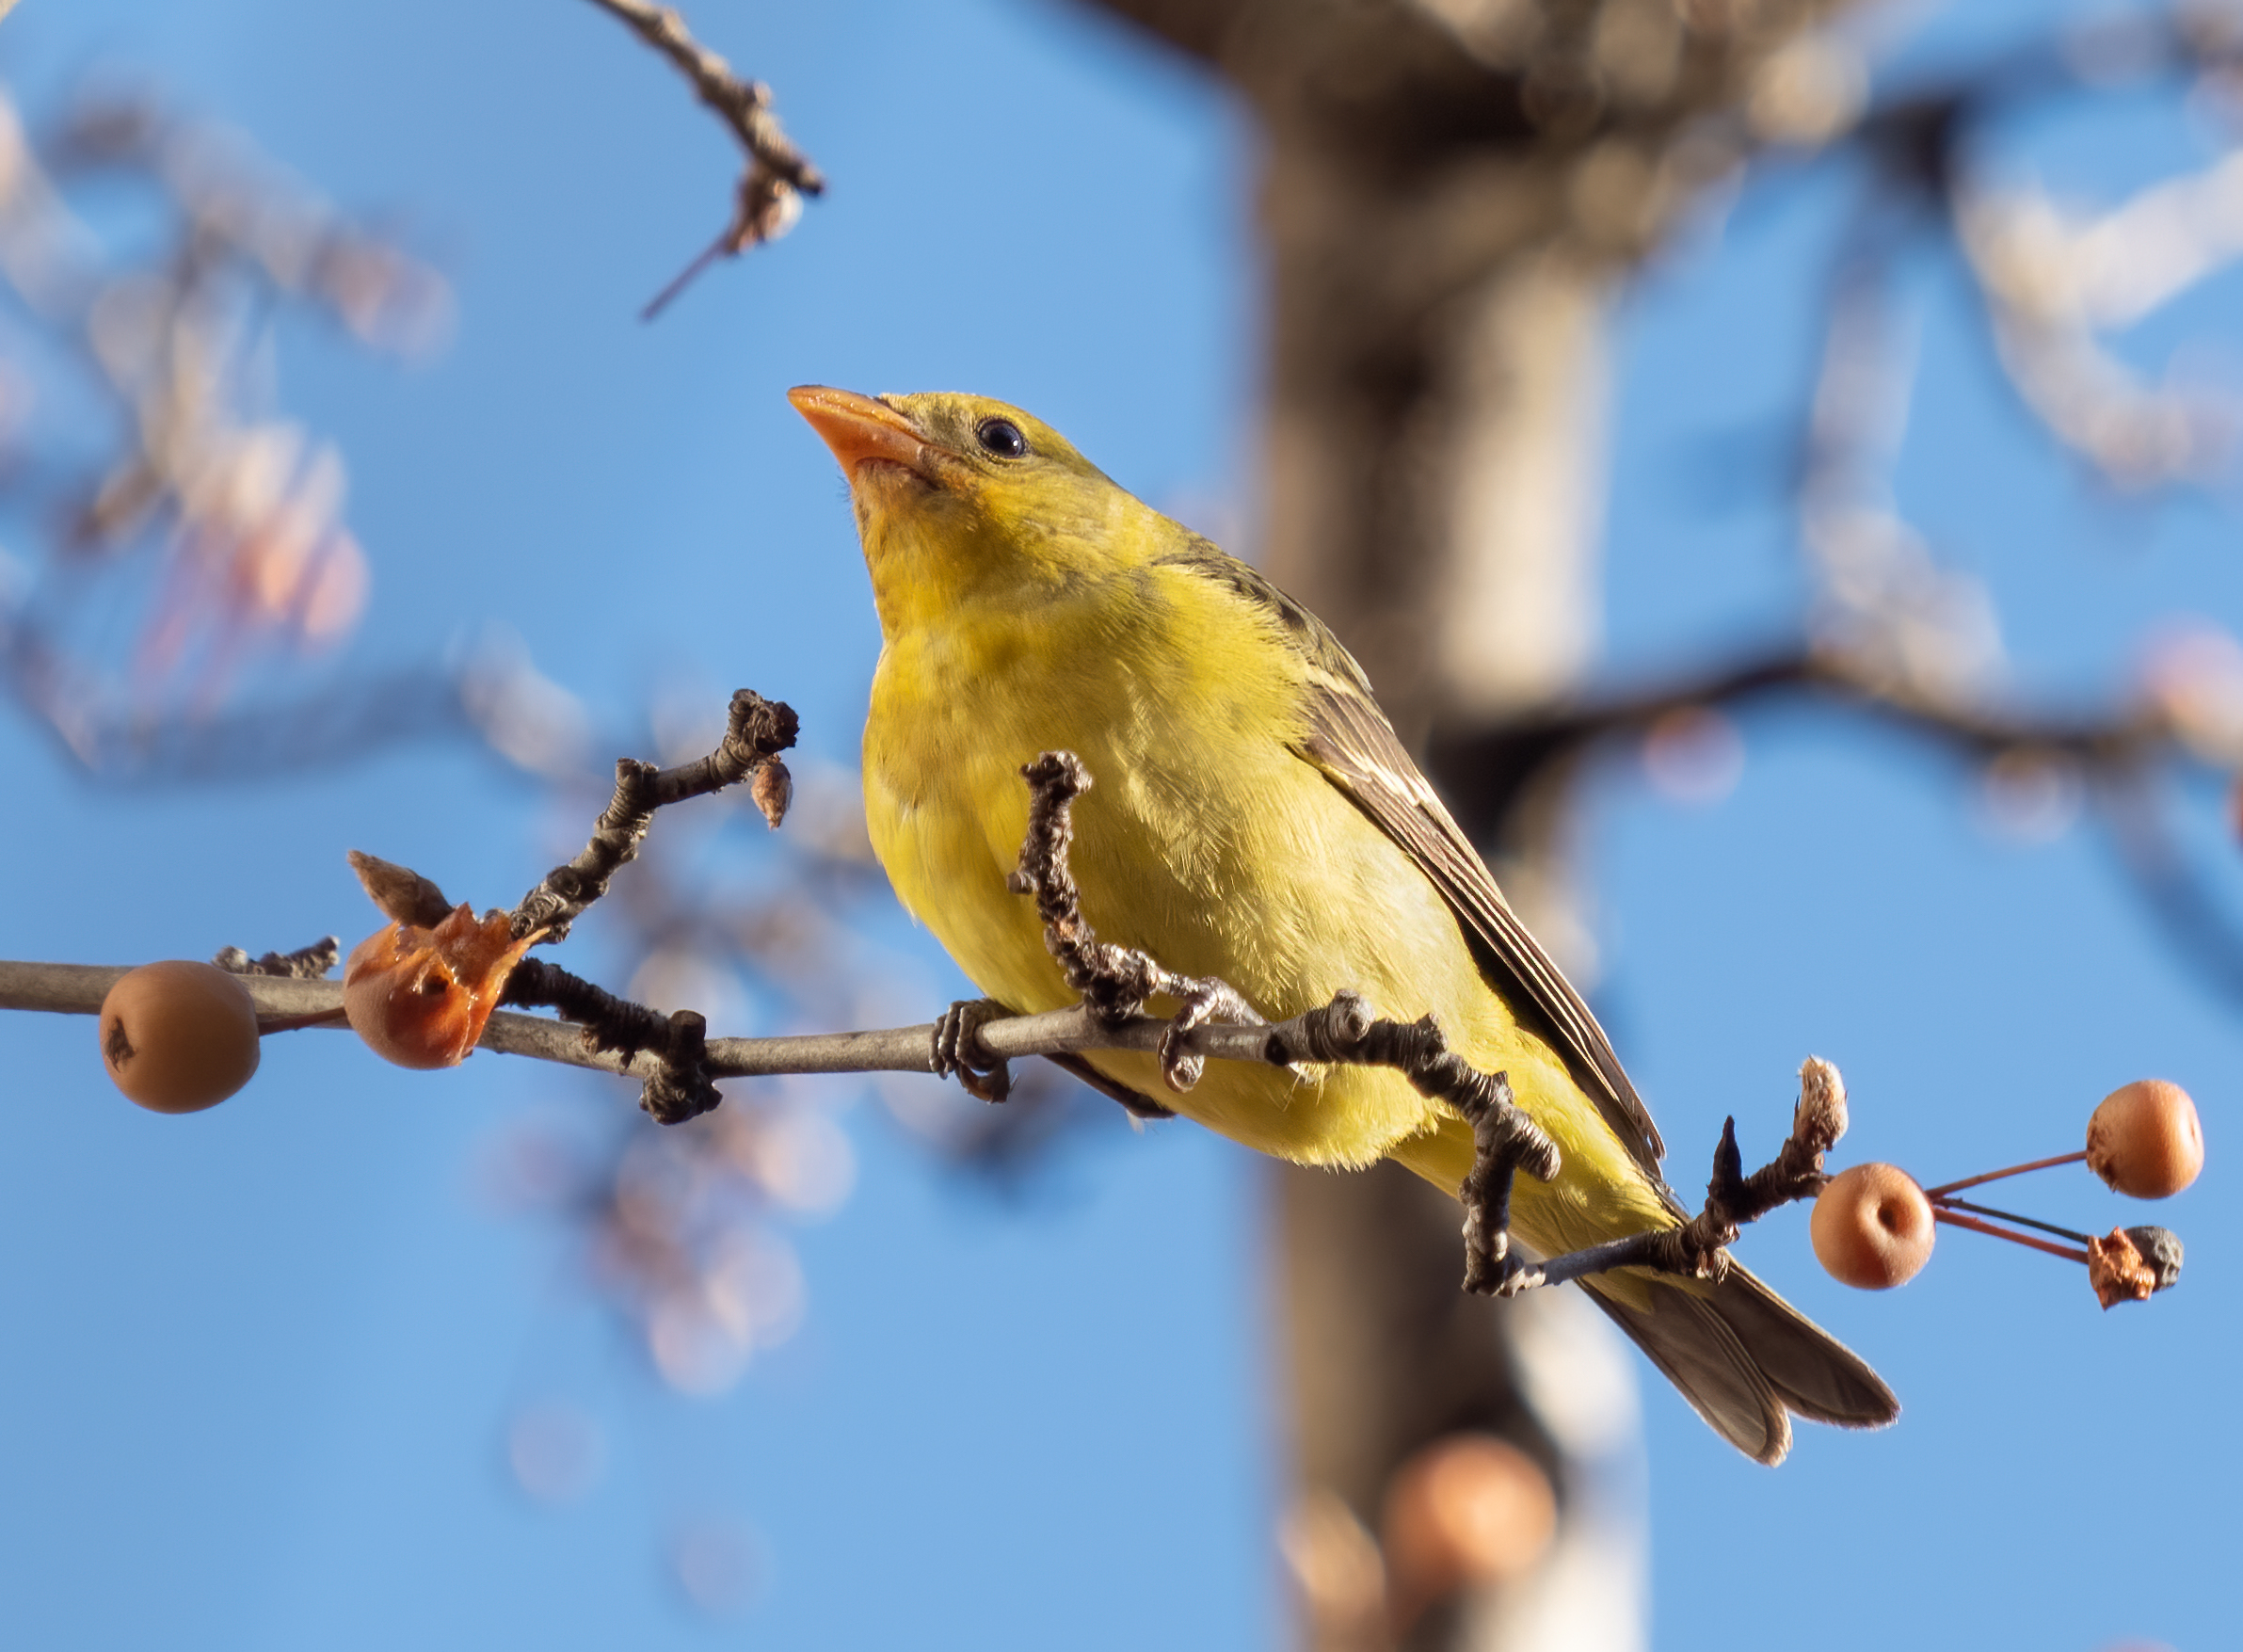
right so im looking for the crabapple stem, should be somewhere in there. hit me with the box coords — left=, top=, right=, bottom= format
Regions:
left=1929, top=1195, right=2093, bottom=1246
left=1921, top=1151, right=2087, bottom=1198
left=1931, top=1208, right=2091, bottom=1264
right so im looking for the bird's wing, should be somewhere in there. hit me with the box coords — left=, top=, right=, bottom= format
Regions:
left=1582, top=1260, right=1900, bottom=1463
left=1155, top=539, right=1666, bottom=1178
left=1297, top=679, right=1666, bottom=1175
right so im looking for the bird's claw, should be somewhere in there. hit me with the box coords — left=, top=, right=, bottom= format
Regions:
left=1462, top=1195, right=1509, bottom=1293
left=1464, top=1201, right=1546, bottom=1295
left=1457, top=1067, right=1562, bottom=1295
left=933, top=997, right=1013, bottom=1104
left=1157, top=978, right=1263, bottom=1092
left=1489, top=1255, right=1547, bottom=1298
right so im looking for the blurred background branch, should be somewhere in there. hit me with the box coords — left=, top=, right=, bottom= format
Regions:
left=0, top=80, right=481, bottom=774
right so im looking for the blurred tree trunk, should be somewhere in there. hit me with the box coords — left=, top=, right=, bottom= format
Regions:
left=1072, top=4, right=1847, bottom=1647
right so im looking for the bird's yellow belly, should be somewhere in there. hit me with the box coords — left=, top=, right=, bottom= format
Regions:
left=860, top=617, right=1672, bottom=1263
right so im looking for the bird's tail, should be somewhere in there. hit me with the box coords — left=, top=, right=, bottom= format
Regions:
left=1582, top=1264, right=1899, bottom=1466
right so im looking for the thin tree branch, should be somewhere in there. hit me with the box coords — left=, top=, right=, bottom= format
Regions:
left=1430, top=639, right=2166, bottom=842
left=511, top=688, right=796, bottom=944
left=1004, top=748, right=1264, bottom=1091
left=0, top=958, right=1437, bottom=1082
left=580, top=0, right=825, bottom=316
left=1512, top=1054, right=1847, bottom=1292
left=4, top=952, right=1853, bottom=1297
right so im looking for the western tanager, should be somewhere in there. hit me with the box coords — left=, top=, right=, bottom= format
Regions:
left=790, top=384, right=1897, bottom=1463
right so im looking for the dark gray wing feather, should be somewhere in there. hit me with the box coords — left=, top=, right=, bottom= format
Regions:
left=1693, top=1264, right=1900, bottom=1428
left=1583, top=1262, right=1900, bottom=1463
left=1583, top=1277, right=1792, bottom=1464
left=1295, top=664, right=1668, bottom=1175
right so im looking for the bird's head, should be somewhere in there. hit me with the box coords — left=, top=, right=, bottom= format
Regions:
left=789, top=385, right=1165, bottom=636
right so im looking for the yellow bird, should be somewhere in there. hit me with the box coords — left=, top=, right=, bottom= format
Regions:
left=790, top=384, right=1897, bottom=1464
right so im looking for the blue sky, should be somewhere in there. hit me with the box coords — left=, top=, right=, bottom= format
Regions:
left=1, top=2, right=2234, bottom=1648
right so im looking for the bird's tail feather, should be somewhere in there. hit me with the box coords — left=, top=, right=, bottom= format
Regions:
left=1582, top=1264, right=1898, bottom=1466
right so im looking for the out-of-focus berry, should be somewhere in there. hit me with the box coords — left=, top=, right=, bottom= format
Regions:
left=1811, top=1163, right=1935, bottom=1289
left=99, top=959, right=261, bottom=1113
left=1381, top=1433, right=1557, bottom=1630
left=344, top=905, right=537, bottom=1069
left=2086, top=1080, right=2203, bottom=1198
left=1641, top=705, right=1744, bottom=806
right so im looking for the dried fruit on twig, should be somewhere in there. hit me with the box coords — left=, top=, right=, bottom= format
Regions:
left=2087, top=1227, right=2160, bottom=1308
left=1811, top=1163, right=1935, bottom=1289
left=750, top=756, right=792, bottom=829
left=344, top=906, right=537, bottom=1068
left=2086, top=1080, right=2203, bottom=1198
left=99, top=960, right=261, bottom=1113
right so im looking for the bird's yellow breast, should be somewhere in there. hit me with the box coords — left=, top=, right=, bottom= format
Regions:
left=861, top=561, right=1671, bottom=1261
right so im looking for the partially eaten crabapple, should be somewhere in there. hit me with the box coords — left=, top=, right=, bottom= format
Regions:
left=2086, top=1080, right=2203, bottom=1199
left=1811, top=1163, right=1935, bottom=1290
left=99, top=960, right=262, bottom=1113
left=344, top=906, right=537, bottom=1069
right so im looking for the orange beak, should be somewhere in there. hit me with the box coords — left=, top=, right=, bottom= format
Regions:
left=788, top=385, right=939, bottom=484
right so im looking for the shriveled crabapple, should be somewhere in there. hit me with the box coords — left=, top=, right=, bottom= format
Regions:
left=2086, top=1080, right=2203, bottom=1199
left=1811, top=1163, right=1935, bottom=1290
left=2086, top=1227, right=2161, bottom=1309
left=99, top=960, right=262, bottom=1113
left=344, top=906, right=539, bottom=1069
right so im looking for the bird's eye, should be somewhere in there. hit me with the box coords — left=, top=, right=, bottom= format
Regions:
left=974, top=418, right=1029, bottom=459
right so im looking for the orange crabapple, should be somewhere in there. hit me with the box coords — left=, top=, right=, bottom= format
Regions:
left=2086, top=1080, right=2203, bottom=1200
left=1811, top=1163, right=1936, bottom=1290
left=99, top=960, right=262, bottom=1114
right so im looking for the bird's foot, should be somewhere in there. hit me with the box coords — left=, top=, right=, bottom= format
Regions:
left=1154, top=976, right=1264, bottom=1092
left=1487, top=1255, right=1547, bottom=1298
left=932, top=997, right=1013, bottom=1103
left=1458, top=1069, right=1563, bottom=1295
